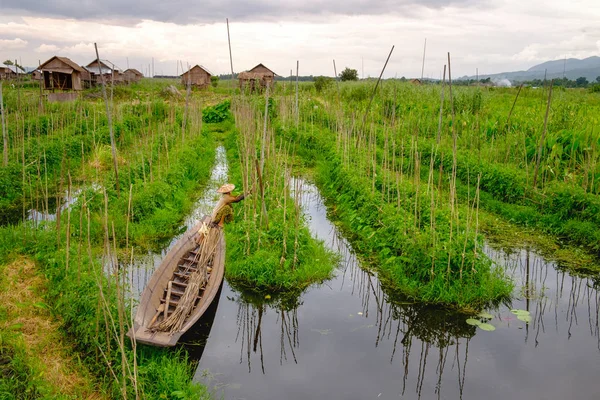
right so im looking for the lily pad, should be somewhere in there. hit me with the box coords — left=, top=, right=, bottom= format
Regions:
left=510, top=309, right=530, bottom=316
left=477, top=312, right=494, bottom=319
left=466, top=318, right=482, bottom=326
left=517, top=314, right=532, bottom=323
left=478, top=323, right=496, bottom=331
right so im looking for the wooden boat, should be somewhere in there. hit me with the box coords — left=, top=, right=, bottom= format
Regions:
left=127, top=216, right=225, bottom=347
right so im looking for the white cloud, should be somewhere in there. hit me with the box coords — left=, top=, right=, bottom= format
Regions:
left=512, top=35, right=600, bottom=63
left=0, top=0, right=598, bottom=77
left=35, top=43, right=60, bottom=53
left=0, top=37, right=27, bottom=50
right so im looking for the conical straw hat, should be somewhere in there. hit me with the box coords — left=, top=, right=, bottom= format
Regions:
left=217, top=183, right=235, bottom=193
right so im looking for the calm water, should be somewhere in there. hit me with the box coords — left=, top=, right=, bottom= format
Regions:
left=192, top=180, right=600, bottom=400
left=130, top=148, right=600, bottom=399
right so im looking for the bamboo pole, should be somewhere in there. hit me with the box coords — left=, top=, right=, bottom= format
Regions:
left=333, top=59, right=341, bottom=100
left=360, top=45, right=395, bottom=138
left=255, top=159, right=268, bottom=229
left=506, top=83, right=523, bottom=128
left=420, top=38, right=427, bottom=81
left=295, top=61, right=299, bottom=128
left=182, top=63, right=192, bottom=142
left=533, top=81, right=553, bottom=188
left=437, top=65, right=446, bottom=144
left=1, top=82, right=7, bottom=166
left=94, top=43, right=120, bottom=195
left=37, top=60, right=44, bottom=113
left=260, top=83, right=270, bottom=174
left=15, top=59, right=21, bottom=112
left=66, top=171, right=72, bottom=271
left=227, top=18, right=235, bottom=92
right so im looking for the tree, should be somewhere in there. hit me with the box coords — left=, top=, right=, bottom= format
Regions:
left=575, top=77, right=589, bottom=87
left=2, top=60, right=24, bottom=72
left=210, top=75, right=220, bottom=88
left=596, top=76, right=600, bottom=83
left=339, top=67, right=358, bottom=82
left=314, top=76, right=333, bottom=93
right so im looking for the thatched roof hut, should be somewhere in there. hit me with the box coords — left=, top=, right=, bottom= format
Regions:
left=85, top=59, right=124, bottom=85
left=0, top=65, right=18, bottom=80
left=181, top=65, right=212, bottom=88
left=124, top=68, right=143, bottom=83
left=409, top=78, right=422, bottom=85
left=238, top=63, right=276, bottom=91
left=39, top=56, right=85, bottom=90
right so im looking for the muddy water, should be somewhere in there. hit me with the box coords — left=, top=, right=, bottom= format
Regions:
left=193, top=179, right=600, bottom=400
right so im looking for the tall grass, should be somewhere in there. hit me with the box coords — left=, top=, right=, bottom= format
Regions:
left=0, top=79, right=221, bottom=398
left=223, top=95, right=337, bottom=292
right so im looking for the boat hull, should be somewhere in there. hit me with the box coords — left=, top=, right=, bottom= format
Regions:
left=127, top=217, right=225, bottom=347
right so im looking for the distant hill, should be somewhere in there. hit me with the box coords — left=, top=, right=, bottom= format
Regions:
left=460, top=56, right=600, bottom=82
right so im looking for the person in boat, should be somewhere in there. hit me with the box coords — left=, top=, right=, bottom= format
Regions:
left=195, top=183, right=248, bottom=244
left=211, top=183, right=248, bottom=227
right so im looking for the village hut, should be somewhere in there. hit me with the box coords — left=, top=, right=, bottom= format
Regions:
left=409, top=78, right=422, bottom=85
left=0, top=65, right=18, bottom=80
left=180, top=65, right=212, bottom=88
left=85, top=59, right=124, bottom=86
left=238, top=63, right=276, bottom=91
left=31, top=69, right=42, bottom=81
left=124, top=68, right=143, bottom=83
left=39, top=56, right=84, bottom=91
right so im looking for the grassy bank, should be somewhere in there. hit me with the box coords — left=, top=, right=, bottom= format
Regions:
left=275, top=119, right=511, bottom=308
left=222, top=97, right=337, bottom=292
left=267, top=78, right=600, bottom=304
left=0, top=80, right=221, bottom=398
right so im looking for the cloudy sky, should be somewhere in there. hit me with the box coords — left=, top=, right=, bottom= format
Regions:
left=0, top=0, right=598, bottom=78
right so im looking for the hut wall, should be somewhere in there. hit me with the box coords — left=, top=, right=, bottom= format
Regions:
left=182, top=67, right=211, bottom=87
left=72, top=73, right=82, bottom=90
left=0, top=68, right=17, bottom=80
left=124, top=70, right=142, bottom=83
left=48, top=92, right=78, bottom=103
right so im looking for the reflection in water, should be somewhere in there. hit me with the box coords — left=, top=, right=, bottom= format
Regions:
left=26, top=184, right=101, bottom=226
left=486, top=245, right=600, bottom=352
left=299, top=179, right=475, bottom=399
left=233, top=290, right=301, bottom=374
left=196, top=178, right=600, bottom=400
left=180, top=285, right=223, bottom=361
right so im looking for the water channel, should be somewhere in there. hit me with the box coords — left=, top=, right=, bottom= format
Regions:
left=132, top=147, right=600, bottom=400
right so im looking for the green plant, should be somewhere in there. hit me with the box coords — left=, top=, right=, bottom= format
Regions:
left=202, top=100, right=231, bottom=123
left=339, top=67, right=359, bottom=82
left=314, top=76, right=333, bottom=93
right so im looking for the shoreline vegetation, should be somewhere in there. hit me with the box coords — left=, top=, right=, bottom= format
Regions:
left=1, top=80, right=217, bottom=398
left=0, top=76, right=599, bottom=397
left=223, top=98, right=337, bottom=293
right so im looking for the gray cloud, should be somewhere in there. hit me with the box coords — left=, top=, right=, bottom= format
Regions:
left=2, top=0, right=490, bottom=24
